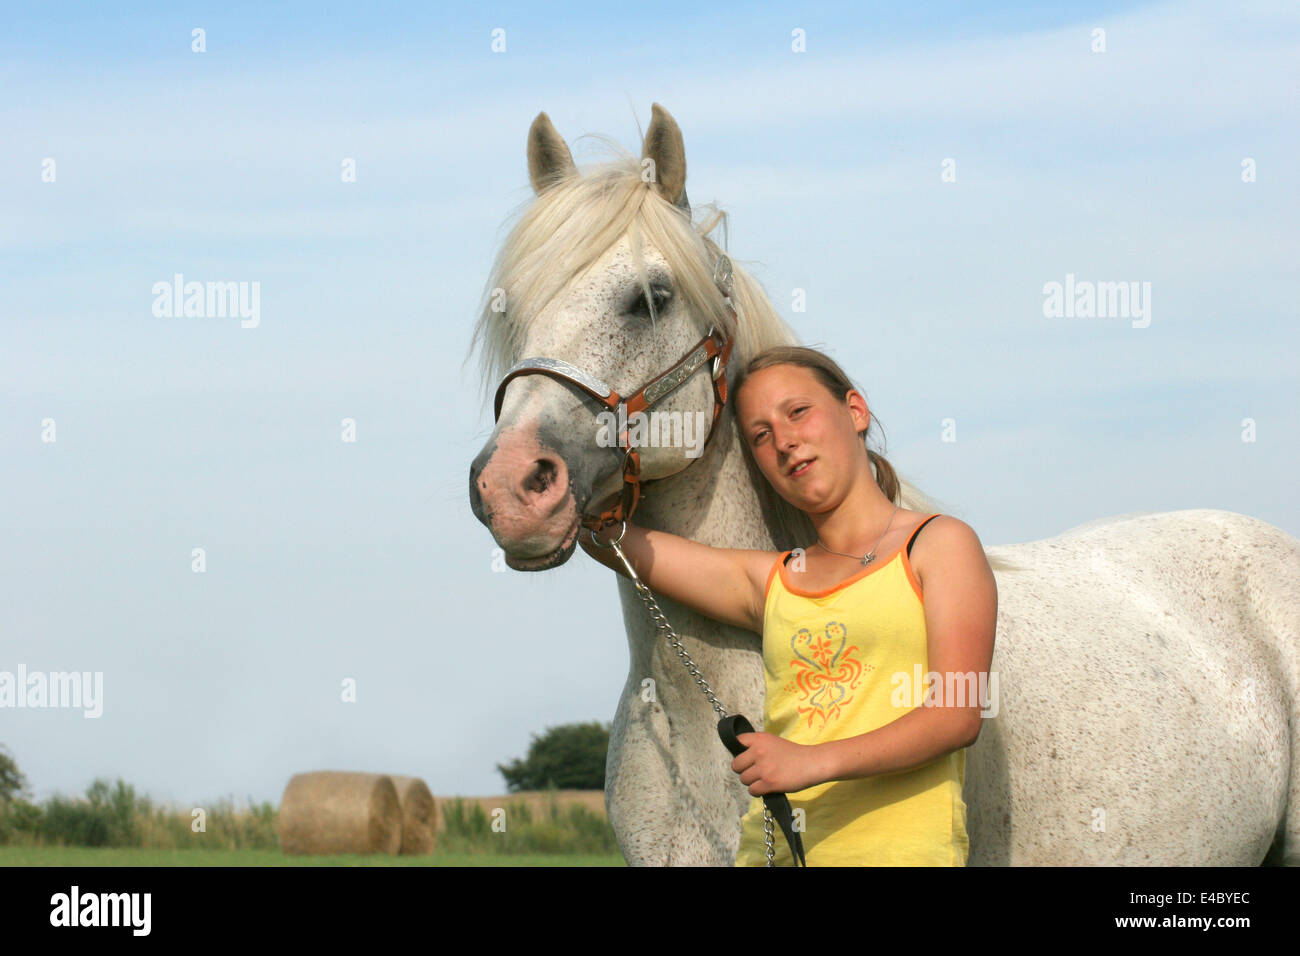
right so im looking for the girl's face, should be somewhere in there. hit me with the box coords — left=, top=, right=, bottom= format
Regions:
left=736, top=364, right=870, bottom=513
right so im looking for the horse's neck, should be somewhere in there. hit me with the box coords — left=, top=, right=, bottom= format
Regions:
left=635, top=421, right=776, bottom=550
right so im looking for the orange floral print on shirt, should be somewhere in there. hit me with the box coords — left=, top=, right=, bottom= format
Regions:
left=788, top=622, right=871, bottom=729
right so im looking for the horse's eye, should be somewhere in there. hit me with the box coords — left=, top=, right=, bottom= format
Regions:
left=630, top=287, right=672, bottom=318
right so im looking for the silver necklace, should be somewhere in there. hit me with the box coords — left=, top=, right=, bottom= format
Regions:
left=814, top=503, right=900, bottom=566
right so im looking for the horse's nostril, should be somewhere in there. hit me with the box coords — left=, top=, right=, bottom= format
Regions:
left=525, top=458, right=559, bottom=495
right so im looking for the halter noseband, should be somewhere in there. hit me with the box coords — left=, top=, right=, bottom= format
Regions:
left=492, top=254, right=738, bottom=532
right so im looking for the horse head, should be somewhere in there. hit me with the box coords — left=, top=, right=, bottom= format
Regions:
left=468, top=104, right=745, bottom=570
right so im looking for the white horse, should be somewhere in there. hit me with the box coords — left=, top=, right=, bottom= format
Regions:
left=467, top=104, right=1300, bottom=865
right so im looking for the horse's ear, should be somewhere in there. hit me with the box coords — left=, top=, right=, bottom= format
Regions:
left=527, top=111, right=577, bottom=195
left=642, top=102, right=688, bottom=212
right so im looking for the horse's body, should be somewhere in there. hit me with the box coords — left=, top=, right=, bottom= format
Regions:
left=965, top=508, right=1298, bottom=865
left=468, top=105, right=1300, bottom=865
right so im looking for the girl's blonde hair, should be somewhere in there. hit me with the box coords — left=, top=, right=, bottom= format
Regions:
left=732, top=345, right=902, bottom=503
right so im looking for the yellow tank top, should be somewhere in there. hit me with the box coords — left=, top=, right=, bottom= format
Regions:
left=733, top=513, right=969, bottom=866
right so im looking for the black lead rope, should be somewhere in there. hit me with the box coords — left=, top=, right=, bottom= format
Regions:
left=717, top=714, right=807, bottom=866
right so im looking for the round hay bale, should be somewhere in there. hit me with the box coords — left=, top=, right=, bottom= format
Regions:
left=279, top=771, right=402, bottom=855
left=389, top=774, right=437, bottom=855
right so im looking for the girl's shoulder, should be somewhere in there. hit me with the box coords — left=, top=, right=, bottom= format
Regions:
left=905, top=514, right=989, bottom=594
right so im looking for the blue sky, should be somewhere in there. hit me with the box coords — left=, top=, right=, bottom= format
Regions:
left=1, top=0, right=1296, bottom=807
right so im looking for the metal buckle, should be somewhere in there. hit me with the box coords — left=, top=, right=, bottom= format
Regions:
left=712, top=254, right=734, bottom=298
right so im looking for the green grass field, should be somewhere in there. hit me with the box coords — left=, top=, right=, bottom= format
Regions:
left=0, top=847, right=625, bottom=867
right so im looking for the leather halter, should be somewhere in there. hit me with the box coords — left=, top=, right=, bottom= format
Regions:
left=492, top=255, right=738, bottom=532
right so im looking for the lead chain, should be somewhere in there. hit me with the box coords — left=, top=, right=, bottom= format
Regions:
left=592, top=524, right=778, bottom=867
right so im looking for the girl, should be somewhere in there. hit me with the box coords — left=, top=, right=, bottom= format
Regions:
left=579, top=345, right=997, bottom=866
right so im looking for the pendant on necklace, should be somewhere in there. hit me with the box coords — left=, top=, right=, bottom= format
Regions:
left=861, top=553, right=875, bottom=566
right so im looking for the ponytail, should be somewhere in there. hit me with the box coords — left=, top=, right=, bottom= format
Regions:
left=867, top=448, right=901, bottom=504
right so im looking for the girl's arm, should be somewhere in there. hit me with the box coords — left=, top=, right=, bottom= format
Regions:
left=577, top=521, right=777, bottom=635
left=733, top=517, right=998, bottom=794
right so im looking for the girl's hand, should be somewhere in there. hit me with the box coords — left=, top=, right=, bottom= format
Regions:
left=731, top=732, right=831, bottom=795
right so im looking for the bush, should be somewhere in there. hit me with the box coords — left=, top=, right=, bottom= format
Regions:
left=39, top=778, right=141, bottom=847
left=0, top=797, right=42, bottom=845
left=0, top=745, right=27, bottom=804
left=496, top=721, right=610, bottom=791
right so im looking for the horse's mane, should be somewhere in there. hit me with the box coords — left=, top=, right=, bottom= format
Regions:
left=463, top=138, right=1022, bottom=572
